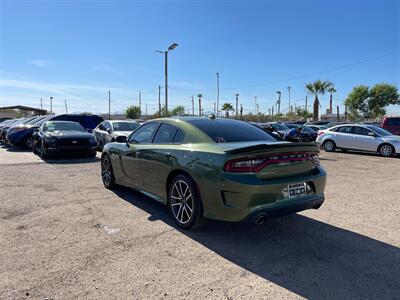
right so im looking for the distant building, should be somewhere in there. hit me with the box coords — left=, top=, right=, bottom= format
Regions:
left=320, top=113, right=346, bottom=122
left=0, top=105, right=47, bottom=119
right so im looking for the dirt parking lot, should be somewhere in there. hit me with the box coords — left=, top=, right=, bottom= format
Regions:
left=0, top=144, right=399, bottom=299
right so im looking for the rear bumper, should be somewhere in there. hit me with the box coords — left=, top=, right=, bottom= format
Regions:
left=244, top=195, right=324, bottom=223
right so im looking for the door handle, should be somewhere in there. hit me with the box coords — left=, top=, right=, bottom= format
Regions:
left=164, top=152, right=172, bottom=158
left=135, top=152, right=141, bottom=158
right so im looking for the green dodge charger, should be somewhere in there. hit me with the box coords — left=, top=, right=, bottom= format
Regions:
left=101, top=117, right=327, bottom=229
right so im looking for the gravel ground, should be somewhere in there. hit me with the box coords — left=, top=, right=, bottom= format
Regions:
left=0, top=143, right=399, bottom=299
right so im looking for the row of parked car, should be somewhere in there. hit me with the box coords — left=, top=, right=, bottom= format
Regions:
left=0, top=114, right=142, bottom=158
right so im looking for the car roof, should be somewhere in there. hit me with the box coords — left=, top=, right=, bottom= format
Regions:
left=108, top=120, right=138, bottom=123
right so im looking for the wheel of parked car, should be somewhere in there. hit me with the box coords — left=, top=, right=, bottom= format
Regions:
left=168, top=174, right=207, bottom=229
left=40, top=140, right=48, bottom=159
left=378, top=144, right=394, bottom=157
left=323, top=140, right=336, bottom=152
left=25, top=136, right=34, bottom=149
left=101, top=154, right=115, bottom=189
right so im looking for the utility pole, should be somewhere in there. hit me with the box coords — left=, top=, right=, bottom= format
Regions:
left=50, top=97, right=53, bottom=114
left=272, top=106, right=274, bottom=118
left=337, top=105, right=340, bottom=121
left=64, top=99, right=68, bottom=114
left=235, top=93, right=239, bottom=119
left=146, top=103, right=148, bottom=116
left=276, top=91, right=281, bottom=115
left=240, top=104, right=243, bottom=119
left=108, top=91, right=111, bottom=120
left=158, top=86, right=161, bottom=117
left=269, top=108, right=271, bottom=117
left=40, top=98, right=43, bottom=110
left=198, top=95, right=202, bottom=116
left=191, top=95, right=194, bottom=116
left=216, top=73, right=220, bottom=117
left=139, top=91, right=142, bottom=112
left=254, top=96, right=257, bottom=114
left=287, top=86, right=292, bottom=118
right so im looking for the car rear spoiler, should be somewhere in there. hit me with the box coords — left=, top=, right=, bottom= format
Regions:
left=224, top=142, right=319, bottom=154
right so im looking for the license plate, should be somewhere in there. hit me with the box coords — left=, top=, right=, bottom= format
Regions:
left=288, top=183, right=306, bottom=198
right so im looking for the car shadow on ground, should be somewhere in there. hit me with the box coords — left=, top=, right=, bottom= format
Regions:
left=112, top=187, right=400, bottom=299
left=330, top=149, right=399, bottom=159
left=0, top=143, right=31, bottom=153
left=43, top=156, right=100, bottom=164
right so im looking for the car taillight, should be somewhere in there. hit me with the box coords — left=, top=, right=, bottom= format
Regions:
left=224, top=152, right=319, bottom=173
left=318, top=130, right=325, bottom=136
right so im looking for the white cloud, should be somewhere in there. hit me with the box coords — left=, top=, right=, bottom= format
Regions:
left=92, top=64, right=121, bottom=74
left=28, top=60, right=51, bottom=67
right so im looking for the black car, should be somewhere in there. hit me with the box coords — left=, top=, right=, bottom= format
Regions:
left=32, top=121, right=97, bottom=158
left=93, top=120, right=140, bottom=151
left=285, top=124, right=318, bottom=142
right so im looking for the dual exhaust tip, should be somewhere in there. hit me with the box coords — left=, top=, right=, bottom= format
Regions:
left=254, top=214, right=268, bottom=226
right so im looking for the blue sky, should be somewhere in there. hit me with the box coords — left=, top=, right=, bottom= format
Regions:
left=0, top=0, right=399, bottom=115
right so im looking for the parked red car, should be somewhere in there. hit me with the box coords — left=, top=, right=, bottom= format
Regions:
left=381, top=117, right=400, bottom=135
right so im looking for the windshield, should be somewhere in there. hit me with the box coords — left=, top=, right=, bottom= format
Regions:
left=187, top=119, right=276, bottom=143
left=113, top=122, right=139, bottom=131
left=367, top=125, right=392, bottom=136
left=44, top=122, right=85, bottom=132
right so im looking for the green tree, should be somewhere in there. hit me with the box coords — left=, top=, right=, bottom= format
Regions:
left=327, top=86, right=336, bottom=113
left=305, top=80, right=333, bottom=120
left=369, top=83, right=400, bottom=118
left=125, top=105, right=141, bottom=119
left=221, top=102, right=234, bottom=117
left=170, top=105, right=185, bottom=116
left=295, top=107, right=313, bottom=119
left=344, top=85, right=370, bottom=119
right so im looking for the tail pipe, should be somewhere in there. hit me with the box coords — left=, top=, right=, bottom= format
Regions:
left=254, top=213, right=268, bottom=226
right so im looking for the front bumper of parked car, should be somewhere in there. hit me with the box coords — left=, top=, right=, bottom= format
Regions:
left=198, top=166, right=327, bottom=222
left=45, top=139, right=97, bottom=156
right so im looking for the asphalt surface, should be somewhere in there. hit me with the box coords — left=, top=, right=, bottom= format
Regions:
left=0, top=143, right=399, bottom=299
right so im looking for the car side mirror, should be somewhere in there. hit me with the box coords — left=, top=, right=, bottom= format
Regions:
left=368, top=132, right=376, bottom=137
left=116, top=136, right=127, bottom=143
left=106, top=128, right=112, bottom=134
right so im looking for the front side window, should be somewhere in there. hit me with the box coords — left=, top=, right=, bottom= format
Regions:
left=112, top=122, right=139, bottom=132
left=353, top=126, right=371, bottom=136
left=129, top=123, right=158, bottom=144
left=153, top=123, right=179, bottom=144
left=103, top=122, right=112, bottom=132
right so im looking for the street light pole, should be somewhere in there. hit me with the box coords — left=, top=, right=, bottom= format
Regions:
left=158, top=86, right=161, bottom=118
left=276, top=91, right=281, bottom=115
left=156, top=43, right=178, bottom=117
left=108, top=91, right=111, bottom=120
left=287, top=86, right=292, bottom=117
left=235, top=93, right=239, bottom=119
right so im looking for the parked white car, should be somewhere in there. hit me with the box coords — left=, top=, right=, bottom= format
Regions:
left=316, top=124, right=400, bottom=157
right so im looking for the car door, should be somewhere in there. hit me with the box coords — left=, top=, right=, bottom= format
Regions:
left=352, top=126, right=378, bottom=151
left=102, top=122, right=114, bottom=145
left=94, top=122, right=106, bottom=148
left=335, top=126, right=354, bottom=148
left=119, top=122, right=160, bottom=188
left=139, top=123, right=182, bottom=199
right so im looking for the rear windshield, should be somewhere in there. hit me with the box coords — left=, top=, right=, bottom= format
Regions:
left=187, top=119, right=276, bottom=143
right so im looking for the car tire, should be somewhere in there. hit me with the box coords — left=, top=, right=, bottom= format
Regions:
left=24, top=136, right=34, bottom=149
left=40, top=140, right=48, bottom=159
left=323, top=140, right=336, bottom=152
left=378, top=144, right=395, bottom=157
left=101, top=154, right=116, bottom=189
left=168, top=174, right=207, bottom=229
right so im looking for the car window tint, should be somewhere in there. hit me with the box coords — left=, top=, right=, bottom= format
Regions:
left=129, top=123, right=158, bottom=144
left=353, top=126, right=371, bottom=135
left=387, top=118, right=400, bottom=126
left=187, top=119, right=276, bottom=143
left=153, top=123, right=178, bottom=144
left=173, top=129, right=185, bottom=144
left=337, top=126, right=352, bottom=134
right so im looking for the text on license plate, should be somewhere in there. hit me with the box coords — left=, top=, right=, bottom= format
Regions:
left=288, top=183, right=306, bottom=197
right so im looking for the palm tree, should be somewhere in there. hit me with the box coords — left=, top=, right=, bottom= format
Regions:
left=197, top=94, right=202, bottom=116
left=305, top=80, right=333, bottom=120
left=221, top=102, right=234, bottom=117
left=327, top=86, right=337, bottom=114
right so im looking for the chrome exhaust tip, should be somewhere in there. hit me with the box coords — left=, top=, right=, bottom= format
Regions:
left=255, top=214, right=267, bottom=226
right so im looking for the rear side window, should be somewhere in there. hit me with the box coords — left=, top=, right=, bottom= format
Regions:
left=153, top=123, right=178, bottom=144
left=337, top=126, right=352, bottom=134
left=173, top=129, right=185, bottom=144
left=187, top=119, right=276, bottom=143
